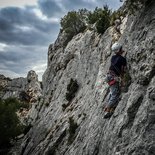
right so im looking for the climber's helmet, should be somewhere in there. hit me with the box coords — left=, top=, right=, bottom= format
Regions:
left=111, top=42, right=123, bottom=54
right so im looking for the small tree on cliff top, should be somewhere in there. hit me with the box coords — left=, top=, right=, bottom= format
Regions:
left=87, top=5, right=111, bottom=34
left=60, top=10, right=86, bottom=45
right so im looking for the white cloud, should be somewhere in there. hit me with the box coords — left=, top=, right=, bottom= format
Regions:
left=0, top=0, right=37, bottom=8
left=0, top=69, right=25, bottom=79
left=32, top=8, right=60, bottom=23
left=33, top=8, right=48, bottom=20
left=32, top=63, right=47, bottom=80
left=15, top=25, right=33, bottom=32
left=0, top=43, right=8, bottom=52
left=32, top=63, right=47, bottom=73
left=50, top=18, right=60, bottom=23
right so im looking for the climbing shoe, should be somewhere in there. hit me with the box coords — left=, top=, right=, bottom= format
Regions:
left=104, top=112, right=112, bottom=119
left=110, top=107, right=115, bottom=113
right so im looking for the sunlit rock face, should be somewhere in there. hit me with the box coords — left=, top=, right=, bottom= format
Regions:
left=19, top=1, right=155, bottom=155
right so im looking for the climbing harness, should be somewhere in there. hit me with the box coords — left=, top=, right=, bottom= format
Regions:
left=105, top=70, right=120, bottom=86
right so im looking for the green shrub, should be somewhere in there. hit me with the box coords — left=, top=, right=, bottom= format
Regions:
left=19, top=91, right=30, bottom=103
left=23, top=124, right=32, bottom=135
left=66, top=79, right=79, bottom=102
left=87, top=6, right=111, bottom=34
left=87, top=7, right=101, bottom=24
left=45, top=102, right=50, bottom=107
left=110, top=10, right=123, bottom=26
left=126, top=0, right=146, bottom=13
left=60, top=10, right=86, bottom=46
left=68, top=117, right=78, bottom=144
left=0, top=98, right=25, bottom=149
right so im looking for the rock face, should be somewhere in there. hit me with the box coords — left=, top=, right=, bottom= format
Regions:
left=20, top=1, right=155, bottom=155
left=0, top=70, right=42, bottom=103
left=0, top=74, right=11, bottom=97
left=2, top=77, right=27, bottom=99
left=26, top=70, right=42, bottom=103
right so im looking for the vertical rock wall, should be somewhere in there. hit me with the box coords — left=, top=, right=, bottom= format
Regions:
left=20, top=1, right=155, bottom=155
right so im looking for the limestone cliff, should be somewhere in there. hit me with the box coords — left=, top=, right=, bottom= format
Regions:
left=20, top=1, right=155, bottom=155
left=0, top=74, right=11, bottom=97
left=0, top=71, right=42, bottom=125
left=0, top=70, right=42, bottom=102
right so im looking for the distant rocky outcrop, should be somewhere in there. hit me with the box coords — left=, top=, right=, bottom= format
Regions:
left=12, top=1, right=155, bottom=155
left=2, top=77, right=27, bottom=99
left=0, top=70, right=42, bottom=103
left=26, top=70, right=42, bottom=103
left=0, top=74, right=11, bottom=97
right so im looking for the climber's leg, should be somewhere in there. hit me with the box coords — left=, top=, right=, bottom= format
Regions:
left=104, top=82, right=120, bottom=118
left=108, top=82, right=120, bottom=108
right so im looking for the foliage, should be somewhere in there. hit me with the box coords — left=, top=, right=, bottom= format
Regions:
left=110, top=10, right=125, bottom=26
left=66, top=79, right=79, bottom=102
left=23, top=124, right=32, bottom=135
left=19, top=91, right=31, bottom=103
left=60, top=10, right=86, bottom=46
left=87, top=6, right=111, bottom=34
left=0, top=98, right=25, bottom=148
left=68, top=117, right=78, bottom=144
left=60, top=0, right=150, bottom=38
left=125, top=0, right=146, bottom=13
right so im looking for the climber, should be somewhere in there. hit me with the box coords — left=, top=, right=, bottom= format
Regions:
left=104, top=42, right=127, bottom=119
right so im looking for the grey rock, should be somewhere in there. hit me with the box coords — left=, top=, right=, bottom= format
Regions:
left=1, top=70, right=42, bottom=102
left=0, top=74, right=11, bottom=97
left=2, top=77, right=27, bottom=99
left=0, top=71, right=42, bottom=126
left=19, top=1, right=155, bottom=155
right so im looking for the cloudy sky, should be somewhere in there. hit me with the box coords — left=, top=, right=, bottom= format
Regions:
left=0, top=0, right=122, bottom=81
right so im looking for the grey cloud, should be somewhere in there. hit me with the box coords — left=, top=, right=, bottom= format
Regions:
left=0, top=7, right=52, bottom=31
left=0, top=7, right=60, bottom=45
left=0, top=28, right=57, bottom=45
left=0, top=45, right=47, bottom=74
left=38, top=0, right=63, bottom=17
left=38, top=0, right=122, bottom=18
left=62, top=0, right=95, bottom=10
left=38, top=0, right=95, bottom=17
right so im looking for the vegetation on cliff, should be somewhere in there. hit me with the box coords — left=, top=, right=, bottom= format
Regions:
left=60, top=5, right=112, bottom=44
left=87, top=6, right=111, bottom=34
left=60, top=10, right=86, bottom=46
left=0, top=98, right=28, bottom=150
left=126, top=0, right=146, bottom=10
left=60, top=0, right=150, bottom=42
